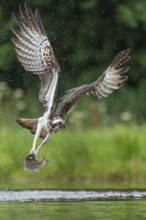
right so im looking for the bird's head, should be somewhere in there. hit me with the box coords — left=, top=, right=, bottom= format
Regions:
left=50, top=116, right=65, bottom=132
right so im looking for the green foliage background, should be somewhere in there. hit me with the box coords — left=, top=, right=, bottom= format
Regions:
left=0, top=0, right=145, bottom=189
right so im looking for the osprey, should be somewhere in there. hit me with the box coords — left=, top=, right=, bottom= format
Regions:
left=12, top=3, right=131, bottom=171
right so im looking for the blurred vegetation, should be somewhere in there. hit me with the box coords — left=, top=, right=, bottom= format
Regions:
left=0, top=0, right=145, bottom=189
left=0, top=123, right=146, bottom=189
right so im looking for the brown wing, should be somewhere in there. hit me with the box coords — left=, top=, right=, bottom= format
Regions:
left=15, top=117, right=47, bottom=139
left=11, top=3, right=60, bottom=110
left=54, top=49, right=130, bottom=121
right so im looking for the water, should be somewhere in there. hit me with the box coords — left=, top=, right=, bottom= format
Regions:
left=0, top=190, right=146, bottom=220
left=1, top=190, right=146, bottom=201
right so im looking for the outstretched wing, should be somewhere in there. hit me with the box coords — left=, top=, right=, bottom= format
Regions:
left=11, top=3, right=60, bottom=110
left=54, top=49, right=130, bottom=121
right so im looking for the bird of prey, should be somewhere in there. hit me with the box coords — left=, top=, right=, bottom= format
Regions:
left=12, top=3, right=130, bottom=171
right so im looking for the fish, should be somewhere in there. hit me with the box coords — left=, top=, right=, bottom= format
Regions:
left=24, top=154, right=49, bottom=172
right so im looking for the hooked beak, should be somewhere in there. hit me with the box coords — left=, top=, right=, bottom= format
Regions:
left=61, top=123, right=65, bottom=129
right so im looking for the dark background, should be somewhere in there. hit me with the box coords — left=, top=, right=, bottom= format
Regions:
left=0, top=0, right=146, bottom=125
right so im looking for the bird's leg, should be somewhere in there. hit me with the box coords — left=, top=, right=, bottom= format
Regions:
left=29, top=120, right=43, bottom=156
left=34, top=131, right=54, bottom=156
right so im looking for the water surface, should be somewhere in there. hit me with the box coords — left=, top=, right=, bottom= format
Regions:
left=0, top=200, right=146, bottom=220
left=0, top=191, right=146, bottom=220
left=1, top=190, right=146, bottom=201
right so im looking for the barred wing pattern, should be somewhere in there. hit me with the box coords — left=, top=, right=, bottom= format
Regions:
left=11, top=3, right=60, bottom=110
left=55, top=49, right=130, bottom=121
left=90, top=48, right=130, bottom=99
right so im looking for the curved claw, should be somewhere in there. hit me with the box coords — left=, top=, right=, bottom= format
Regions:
left=26, top=153, right=38, bottom=162
left=24, top=154, right=49, bottom=172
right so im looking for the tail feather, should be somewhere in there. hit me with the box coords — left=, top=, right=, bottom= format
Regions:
left=15, top=117, right=47, bottom=139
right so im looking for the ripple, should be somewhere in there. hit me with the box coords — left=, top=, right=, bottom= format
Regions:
left=0, top=190, right=146, bottom=202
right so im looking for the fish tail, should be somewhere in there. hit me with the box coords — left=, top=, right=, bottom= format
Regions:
left=41, top=157, right=49, bottom=167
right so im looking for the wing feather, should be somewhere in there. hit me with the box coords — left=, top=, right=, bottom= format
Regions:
left=89, top=49, right=130, bottom=99
left=15, top=117, right=47, bottom=139
left=35, top=9, right=47, bottom=36
left=12, top=3, right=60, bottom=110
left=54, top=49, right=130, bottom=120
